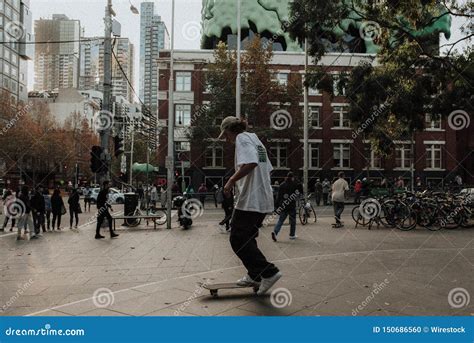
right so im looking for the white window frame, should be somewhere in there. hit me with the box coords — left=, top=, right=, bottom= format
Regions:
left=333, top=143, right=351, bottom=169
left=309, top=143, right=320, bottom=169
left=205, top=143, right=224, bottom=168
left=176, top=71, right=191, bottom=92
left=270, top=143, right=289, bottom=169
left=332, top=105, right=351, bottom=129
left=309, top=106, right=321, bottom=128
left=175, top=104, right=191, bottom=127
left=273, top=72, right=289, bottom=86
left=395, top=144, right=413, bottom=170
left=332, top=72, right=346, bottom=96
left=425, top=113, right=442, bottom=131
left=425, top=143, right=443, bottom=170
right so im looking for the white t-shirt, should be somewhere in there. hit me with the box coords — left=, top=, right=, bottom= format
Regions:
left=234, top=132, right=274, bottom=214
left=331, top=178, right=349, bottom=202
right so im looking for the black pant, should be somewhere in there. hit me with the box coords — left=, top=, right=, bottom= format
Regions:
left=2, top=216, right=15, bottom=229
left=96, top=208, right=113, bottom=236
left=315, top=193, right=321, bottom=206
left=323, top=193, right=329, bottom=205
left=333, top=201, right=345, bottom=225
left=52, top=213, right=62, bottom=229
left=32, top=211, right=44, bottom=235
left=230, top=209, right=279, bottom=281
left=70, top=208, right=79, bottom=227
left=221, top=205, right=234, bottom=229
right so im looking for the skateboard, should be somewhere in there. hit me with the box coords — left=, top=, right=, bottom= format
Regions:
left=198, top=282, right=259, bottom=297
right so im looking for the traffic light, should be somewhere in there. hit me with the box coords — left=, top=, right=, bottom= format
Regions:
left=114, top=135, right=124, bottom=157
left=90, top=146, right=103, bottom=173
left=90, top=146, right=108, bottom=174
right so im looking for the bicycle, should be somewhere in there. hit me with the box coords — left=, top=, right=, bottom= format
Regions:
left=298, top=194, right=317, bottom=225
left=125, top=201, right=167, bottom=228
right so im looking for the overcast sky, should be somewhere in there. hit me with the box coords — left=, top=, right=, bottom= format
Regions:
left=28, top=0, right=470, bottom=96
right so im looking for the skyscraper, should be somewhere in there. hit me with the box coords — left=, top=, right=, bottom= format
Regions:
left=80, top=37, right=135, bottom=103
left=0, top=0, right=33, bottom=102
left=34, top=14, right=81, bottom=91
left=139, top=2, right=169, bottom=110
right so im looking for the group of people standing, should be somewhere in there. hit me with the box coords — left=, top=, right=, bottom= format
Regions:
left=1, top=186, right=83, bottom=240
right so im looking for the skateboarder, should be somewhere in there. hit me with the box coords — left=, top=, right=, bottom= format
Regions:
left=219, top=116, right=281, bottom=295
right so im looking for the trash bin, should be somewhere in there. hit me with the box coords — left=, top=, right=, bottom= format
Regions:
left=124, top=193, right=138, bottom=226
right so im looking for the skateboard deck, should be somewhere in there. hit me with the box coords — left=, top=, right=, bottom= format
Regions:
left=198, top=282, right=259, bottom=297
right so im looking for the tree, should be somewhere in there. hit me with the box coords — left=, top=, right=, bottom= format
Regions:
left=288, top=0, right=473, bottom=152
left=188, top=36, right=302, bottom=145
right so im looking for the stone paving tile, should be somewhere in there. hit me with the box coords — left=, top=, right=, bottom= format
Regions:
left=0, top=210, right=472, bottom=317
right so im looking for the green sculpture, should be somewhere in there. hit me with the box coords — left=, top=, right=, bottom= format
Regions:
left=132, top=163, right=159, bottom=174
left=201, top=0, right=452, bottom=53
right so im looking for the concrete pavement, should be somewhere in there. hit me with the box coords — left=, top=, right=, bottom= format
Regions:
left=0, top=205, right=472, bottom=316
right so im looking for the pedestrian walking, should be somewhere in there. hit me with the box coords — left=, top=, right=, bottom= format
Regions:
left=150, top=184, right=159, bottom=208
left=17, top=186, right=32, bottom=240
left=354, top=179, right=362, bottom=204
left=42, top=189, right=52, bottom=231
left=84, top=186, right=92, bottom=212
left=332, top=172, right=349, bottom=228
left=95, top=181, right=119, bottom=240
left=30, top=186, right=45, bottom=238
left=322, top=178, right=331, bottom=205
left=272, top=172, right=299, bottom=242
left=198, top=183, right=208, bottom=206
left=219, top=184, right=234, bottom=232
left=315, top=178, right=323, bottom=206
left=51, top=189, right=65, bottom=231
left=68, top=188, right=81, bottom=229
left=213, top=184, right=219, bottom=208
left=1, top=190, right=16, bottom=231
left=219, top=116, right=281, bottom=295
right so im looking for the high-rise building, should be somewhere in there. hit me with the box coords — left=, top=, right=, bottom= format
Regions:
left=80, top=37, right=135, bottom=103
left=0, top=0, right=33, bottom=103
left=34, top=14, right=81, bottom=91
left=139, top=1, right=169, bottom=110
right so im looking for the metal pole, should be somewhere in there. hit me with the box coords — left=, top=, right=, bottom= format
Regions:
left=166, top=0, right=175, bottom=230
left=411, top=131, right=415, bottom=192
left=101, top=0, right=113, bottom=183
left=303, top=38, right=309, bottom=202
left=129, top=122, right=134, bottom=185
left=236, top=0, right=241, bottom=119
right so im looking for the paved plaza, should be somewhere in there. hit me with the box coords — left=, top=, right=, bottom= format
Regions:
left=0, top=205, right=473, bottom=317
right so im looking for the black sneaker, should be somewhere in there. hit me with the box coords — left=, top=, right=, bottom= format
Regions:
left=95, top=234, right=105, bottom=239
left=271, top=232, right=277, bottom=242
left=111, top=233, right=120, bottom=239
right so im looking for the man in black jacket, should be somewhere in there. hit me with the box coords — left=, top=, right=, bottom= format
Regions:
left=272, top=172, right=299, bottom=242
left=30, top=185, right=45, bottom=238
left=95, top=181, right=119, bottom=240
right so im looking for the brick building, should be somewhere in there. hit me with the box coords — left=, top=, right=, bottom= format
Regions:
left=154, top=50, right=473, bottom=191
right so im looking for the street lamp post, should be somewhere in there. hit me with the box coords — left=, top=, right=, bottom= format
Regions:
left=303, top=38, right=309, bottom=202
left=236, top=0, right=241, bottom=119
left=100, top=0, right=113, bottom=183
left=166, top=0, right=176, bottom=230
